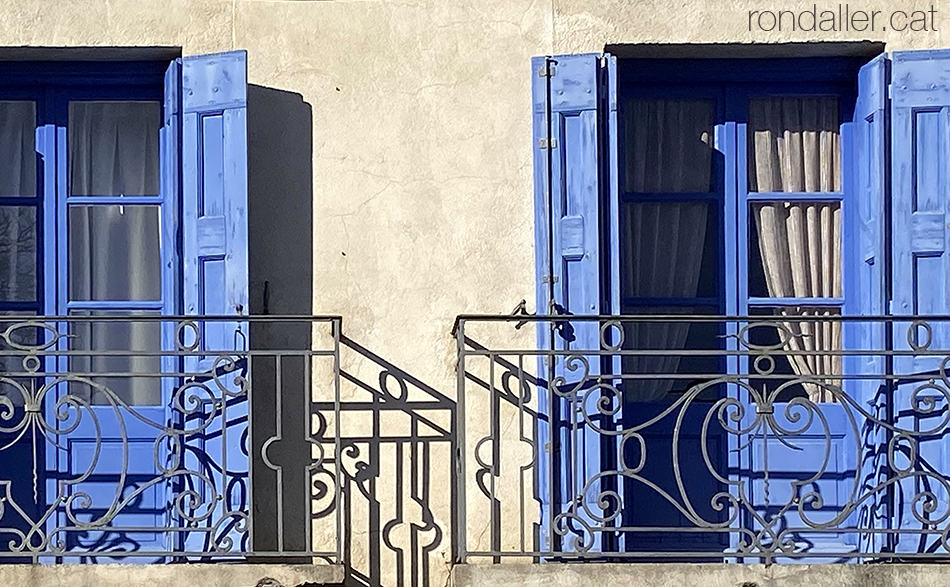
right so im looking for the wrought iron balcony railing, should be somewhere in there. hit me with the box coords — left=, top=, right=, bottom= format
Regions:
left=0, top=315, right=341, bottom=563
left=454, top=314, right=950, bottom=563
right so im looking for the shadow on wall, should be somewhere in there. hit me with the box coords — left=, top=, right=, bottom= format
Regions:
left=241, top=85, right=528, bottom=584
left=243, top=84, right=459, bottom=584
left=325, top=333, right=539, bottom=586
left=244, top=84, right=457, bottom=584
left=247, top=84, right=313, bottom=320
left=329, top=337, right=454, bottom=586
left=246, top=85, right=314, bottom=554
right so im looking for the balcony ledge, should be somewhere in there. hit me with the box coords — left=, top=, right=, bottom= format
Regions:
left=0, top=564, right=344, bottom=587
left=451, top=563, right=950, bottom=587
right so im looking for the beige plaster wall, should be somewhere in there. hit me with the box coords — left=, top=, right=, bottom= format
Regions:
left=2, top=0, right=949, bottom=585
left=552, top=1, right=950, bottom=52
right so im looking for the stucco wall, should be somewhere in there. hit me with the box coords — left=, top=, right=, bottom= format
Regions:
left=0, top=563, right=343, bottom=587
left=2, top=1, right=949, bottom=585
left=452, top=563, right=950, bottom=587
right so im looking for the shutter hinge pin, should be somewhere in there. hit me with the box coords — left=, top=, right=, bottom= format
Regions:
left=538, top=138, right=558, bottom=149
left=538, top=62, right=555, bottom=78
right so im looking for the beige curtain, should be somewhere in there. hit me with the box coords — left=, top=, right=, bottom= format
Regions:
left=749, top=97, right=842, bottom=403
left=623, top=99, right=712, bottom=402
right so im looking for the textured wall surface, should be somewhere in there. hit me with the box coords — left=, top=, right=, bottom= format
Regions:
left=0, top=1, right=947, bottom=585
left=452, top=563, right=950, bottom=587
left=0, top=563, right=343, bottom=587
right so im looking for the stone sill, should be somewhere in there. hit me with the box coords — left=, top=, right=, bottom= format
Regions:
left=0, top=563, right=344, bottom=587
left=451, top=562, right=950, bottom=587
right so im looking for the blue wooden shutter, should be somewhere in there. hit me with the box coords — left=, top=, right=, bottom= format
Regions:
left=178, top=50, right=249, bottom=552
left=845, top=54, right=887, bottom=362
left=845, top=52, right=889, bottom=554
left=891, top=50, right=950, bottom=373
left=889, top=49, right=950, bottom=554
left=182, top=50, right=249, bottom=329
left=532, top=53, right=619, bottom=553
left=162, top=58, right=182, bottom=391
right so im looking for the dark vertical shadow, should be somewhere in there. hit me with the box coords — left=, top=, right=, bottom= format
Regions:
left=247, top=85, right=313, bottom=556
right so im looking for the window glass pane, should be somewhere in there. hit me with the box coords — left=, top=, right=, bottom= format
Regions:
left=68, top=205, right=161, bottom=301
left=624, top=99, right=713, bottom=193
left=747, top=307, right=842, bottom=403
left=0, top=206, right=36, bottom=301
left=69, top=312, right=162, bottom=406
left=748, top=97, right=840, bottom=192
left=0, top=101, right=36, bottom=197
left=621, top=201, right=719, bottom=299
left=749, top=201, right=841, bottom=299
left=69, top=101, right=160, bottom=196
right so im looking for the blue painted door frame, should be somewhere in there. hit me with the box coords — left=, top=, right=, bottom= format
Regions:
left=532, top=52, right=894, bottom=558
left=46, top=76, right=171, bottom=558
left=0, top=64, right=169, bottom=558
left=0, top=56, right=247, bottom=559
left=617, top=59, right=863, bottom=557
left=730, top=78, right=860, bottom=560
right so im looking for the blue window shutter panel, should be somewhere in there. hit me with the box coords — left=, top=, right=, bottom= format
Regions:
left=162, top=56, right=182, bottom=388
left=845, top=52, right=890, bottom=555
left=845, top=54, right=887, bottom=331
left=179, top=50, right=249, bottom=552
left=182, top=50, right=249, bottom=323
left=163, top=58, right=182, bottom=315
left=891, top=50, right=950, bottom=374
left=160, top=58, right=183, bottom=552
left=532, top=53, right=619, bottom=553
left=844, top=54, right=888, bottom=405
left=889, top=49, right=950, bottom=554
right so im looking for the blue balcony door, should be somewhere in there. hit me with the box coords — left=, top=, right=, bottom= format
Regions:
left=617, top=85, right=730, bottom=554
left=534, top=54, right=885, bottom=559
left=47, top=81, right=177, bottom=558
left=13, top=53, right=250, bottom=560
